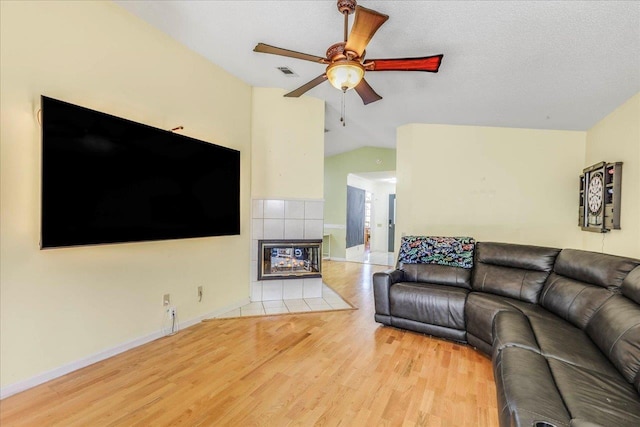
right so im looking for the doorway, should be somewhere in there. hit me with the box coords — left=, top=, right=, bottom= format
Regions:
left=365, top=191, right=372, bottom=251
left=345, top=172, right=396, bottom=266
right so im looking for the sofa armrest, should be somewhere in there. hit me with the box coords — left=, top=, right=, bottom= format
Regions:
left=492, top=310, right=540, bottom=358
left=373, top=269, right=404, bottom=317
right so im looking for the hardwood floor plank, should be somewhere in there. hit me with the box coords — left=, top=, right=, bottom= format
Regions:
left=0, top=261, right=498, bottom=426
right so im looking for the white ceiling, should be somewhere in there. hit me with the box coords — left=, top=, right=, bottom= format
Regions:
left=115, top=1, right=640, bottom=157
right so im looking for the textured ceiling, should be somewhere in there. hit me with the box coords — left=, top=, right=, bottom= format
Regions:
left=115, top=1, right=640, bottom=157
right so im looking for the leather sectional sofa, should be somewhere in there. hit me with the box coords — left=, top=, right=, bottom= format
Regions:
left=373, top=241, right=640, bottom=427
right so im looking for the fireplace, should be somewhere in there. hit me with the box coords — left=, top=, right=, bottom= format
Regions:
left=258, top=239, right=322, bottom=281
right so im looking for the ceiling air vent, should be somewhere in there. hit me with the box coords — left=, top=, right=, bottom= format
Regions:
left=277, top=66, right=298, bottom=77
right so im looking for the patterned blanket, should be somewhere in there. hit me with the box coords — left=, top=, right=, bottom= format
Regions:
left=397, top=236, right=475, bottom=269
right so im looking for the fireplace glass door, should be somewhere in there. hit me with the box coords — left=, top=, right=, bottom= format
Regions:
left=258, top=240, right=322, bottom=280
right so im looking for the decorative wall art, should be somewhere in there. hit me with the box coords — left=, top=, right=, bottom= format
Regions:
left=579, top=161, right=622, bottom=233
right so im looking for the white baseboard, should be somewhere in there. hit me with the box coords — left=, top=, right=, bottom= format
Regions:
left=328, top=257, right=347, bottom=262
left=323, top=224, right=345, bottom=229
left=0, top=297, right=250, bottom=400
left=177, top=297, right=250, bottom=329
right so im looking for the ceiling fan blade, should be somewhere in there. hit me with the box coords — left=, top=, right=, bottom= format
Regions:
left=344, top=6, right=389, bottom=58
left=367, top=55, right=444, bottom=72
left=253, top=43, right=327, bottom=64
left=354, top=78, right=382, bottom=105
left=284, top=74, right=328, bottom=98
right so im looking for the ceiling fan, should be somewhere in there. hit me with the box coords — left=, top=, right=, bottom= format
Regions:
left=253, top=0, right=443, bottom=105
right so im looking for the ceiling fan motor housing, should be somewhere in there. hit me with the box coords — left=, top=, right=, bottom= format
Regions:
left=337, top=0, right=357, bottom=15
left=326, top=42, right=347, bottom=61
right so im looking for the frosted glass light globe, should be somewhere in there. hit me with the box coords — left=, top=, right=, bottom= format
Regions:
left=326, top=60, right=365, bottom=91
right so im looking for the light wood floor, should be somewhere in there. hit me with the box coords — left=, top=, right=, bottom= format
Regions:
left=0, top=261, right=499, bottom=426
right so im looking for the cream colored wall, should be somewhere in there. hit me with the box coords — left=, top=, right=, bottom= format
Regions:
left=251, top=88, right=324, bottom=200
left=0, top=1, right=252, bottom=389
left=396, top=124, right=586, bottom=250
left=583, top=93, right=640, bottom=258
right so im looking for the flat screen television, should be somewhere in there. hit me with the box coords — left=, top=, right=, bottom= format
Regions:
left=41, top=96, right=240, bottom=249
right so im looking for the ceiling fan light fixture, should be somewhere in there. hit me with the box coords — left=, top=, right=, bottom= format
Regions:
left=254, top=1, right=443, bottom=105
left=326, top=60, right=364, bottom=91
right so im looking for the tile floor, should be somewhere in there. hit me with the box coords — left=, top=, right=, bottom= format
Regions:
left=364, top=251, right=396, bottom=266
left=346, top=251, right=395, bottom=267
left=216, top=284, right=353, bottom=318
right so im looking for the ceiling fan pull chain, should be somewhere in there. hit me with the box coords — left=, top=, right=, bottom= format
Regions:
left=341, top=90, right=346, bottom=126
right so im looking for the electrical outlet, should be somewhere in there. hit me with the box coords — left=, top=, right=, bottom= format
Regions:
left=168, top=307, right=176, bottom=318
left=163, top=294, right=170, bottom=306
left=197, top=286, right=203, bottom=301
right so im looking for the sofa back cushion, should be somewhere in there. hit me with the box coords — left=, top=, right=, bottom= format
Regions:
left=471, top=242, right=560, bottom=303
left=553, top=249, right=639, bottom=290
left=585, top=293, right=640, bottom=392
left=621, top=265, right=640, bottom=305
left=399, top=263, right=472, bottom=290
left=540, top=274, right=614, bottom=329
left=540, top=250, right=640, bottom=329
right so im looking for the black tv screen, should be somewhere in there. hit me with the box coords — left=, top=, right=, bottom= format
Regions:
left=41, top=96, right=240, bottom=249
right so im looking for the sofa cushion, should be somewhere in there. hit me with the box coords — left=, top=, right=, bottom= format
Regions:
left=472, top=242, right=560, bottom=303
left=389, top=282, right=468, bottom=330
left=490, top=302, right=622, bottom=380
left=494, top=346, right=571, bottom=427
left=539, top=273, right=616, bottom=329
left=553, top=249, right=640, bottom=290
left=465, top=292, right=533, bottom=349
left=372, top=269, right=405, bottom=318
left=397, top=263, right=472, bottom=290
left=539, top=249, right=640, bottom=330
left=621, top=265, right=640, bottom=305
left=525, top=309, right=622, bottom=379
left=492, top=310, right=540, bottom=355
left=586, top=294, right=640, bottom=391
left=548, top=358, right=640, bottom=427
left=475, top=241, right=561, bottom=271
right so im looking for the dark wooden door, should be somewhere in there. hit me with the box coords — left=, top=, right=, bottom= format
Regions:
left=346, top=186, right=365, bottom=249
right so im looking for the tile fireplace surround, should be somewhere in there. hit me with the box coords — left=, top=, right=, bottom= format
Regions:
left=251, top=199, right=324, bottom=302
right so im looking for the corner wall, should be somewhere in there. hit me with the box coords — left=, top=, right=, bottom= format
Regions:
left=583, top=92, right=640, bottom=258
left=0, top=1, right=252, bottom=391
left=249, top=88, right=325, bottom=300
left=396, top=124, right=586, bottom=250
left=251, top=88, right=324, bottom=200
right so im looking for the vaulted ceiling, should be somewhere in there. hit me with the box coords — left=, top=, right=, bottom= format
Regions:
left=116, top=1, right=640, bottom=156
